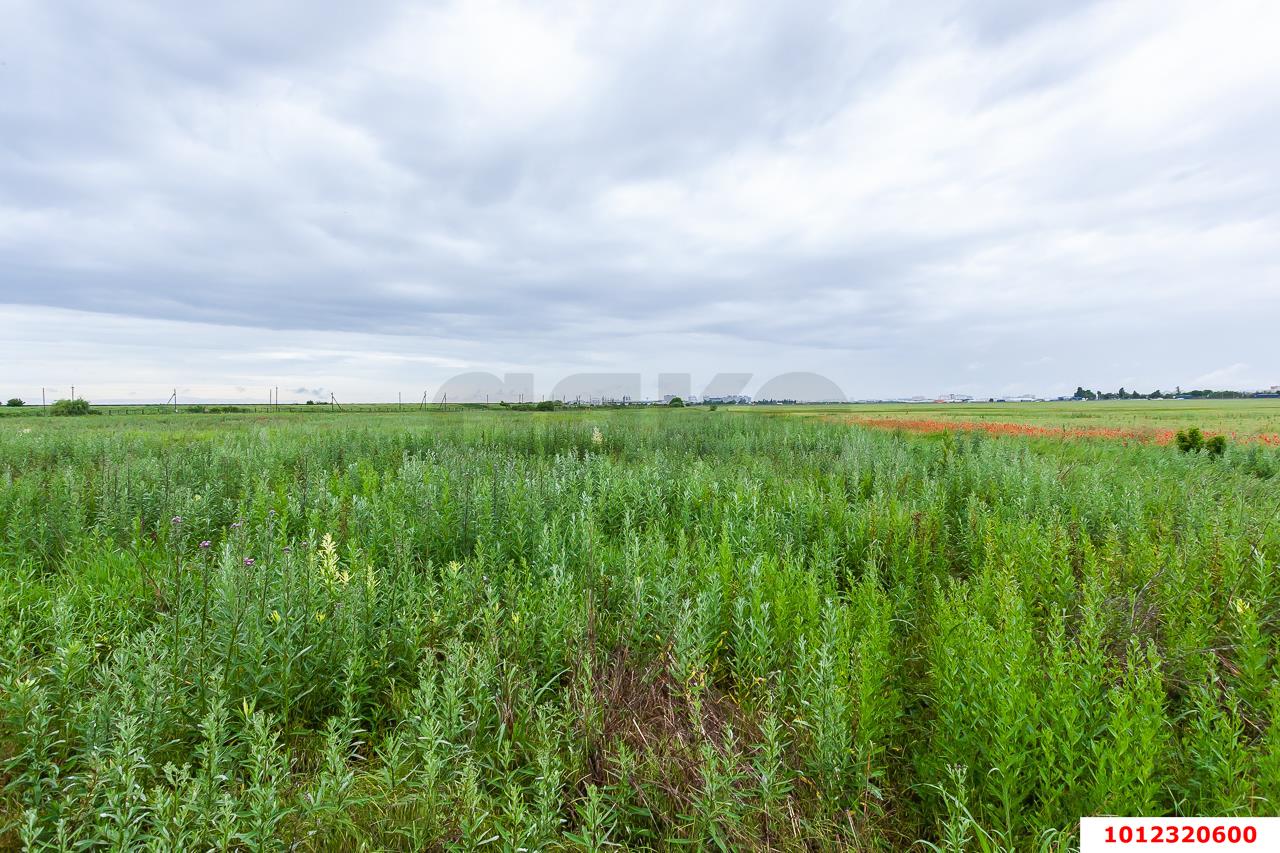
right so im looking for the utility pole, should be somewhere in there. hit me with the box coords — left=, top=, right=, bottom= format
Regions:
left=173, top=388, right=178, bottom=412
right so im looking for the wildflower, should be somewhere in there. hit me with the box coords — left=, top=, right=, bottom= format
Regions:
left=314, top=611, right=326, bottom=624
left=199, top=540, right=211, bottom=549
left=591, top=426, right=603, bottom=445
left=1234, top=598, right=1251, bottom=615
left=269, top=610, right=282, bottom=624
left=317, top=533, right=346, bottom=588
left=231, top=521, right=243, bottom=530
left=243, top=557, right=255, bottom=567
left=282, top=546, right=292, bottom=554
left=171, top=516, right=183, bottom=525
left=193, top=494, right=202, bottom=502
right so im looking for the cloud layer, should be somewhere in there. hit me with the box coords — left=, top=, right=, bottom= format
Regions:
left=3, top=0, right=1278, bottom=401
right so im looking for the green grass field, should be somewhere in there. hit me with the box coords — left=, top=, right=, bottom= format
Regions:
left=2, top=407, right=1279, bottom=849
left=10, top=398, right=1279, bottom=437
left=778, top=399, right=1280, bottom=438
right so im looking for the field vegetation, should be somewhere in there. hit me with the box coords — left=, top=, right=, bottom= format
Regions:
left=792, top=399, right=1280, bottom=440
left=2, top=407, right=1279, bottom=849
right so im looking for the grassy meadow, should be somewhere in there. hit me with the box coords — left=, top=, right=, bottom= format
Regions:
left=2, top=404, right=1280, bottom=849
left=784, top=399, right=1280, bottom=439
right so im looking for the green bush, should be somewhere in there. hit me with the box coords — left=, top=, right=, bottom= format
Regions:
left=1175, top=427, right=1204, bottom=452
left=49, top=398, right=92, bottom=416
left=5, top=397, right=24, bottom=407
left=186, top=405, right=249, bottom=414
left=1175, top=427, right=1227, bottom=457
left=668, top=396, right=685, bottom=407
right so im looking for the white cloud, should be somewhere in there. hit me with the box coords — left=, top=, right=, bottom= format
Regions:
left=2, top=0, right=1279, bottom=400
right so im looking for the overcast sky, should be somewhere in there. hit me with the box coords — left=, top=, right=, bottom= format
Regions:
left=2, top=0, right=1278, bottom=402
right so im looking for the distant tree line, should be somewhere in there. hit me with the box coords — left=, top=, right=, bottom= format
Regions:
left=499, top=400, right=560, bottom=411
left=1073, top=386, right=1255, bottom=400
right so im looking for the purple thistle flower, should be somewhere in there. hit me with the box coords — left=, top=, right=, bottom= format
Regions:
left=243, top=557, right=255, bottom=567
left=282, top=546, right=292, bottom=554
left=231, top=521, right=243, bottom=530
left=171, top=516, right=183, bottom=525
left=199, top=540, right=212, bottom=549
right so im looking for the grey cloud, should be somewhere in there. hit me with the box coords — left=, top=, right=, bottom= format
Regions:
left=2, top=0, right=1279, bottom=400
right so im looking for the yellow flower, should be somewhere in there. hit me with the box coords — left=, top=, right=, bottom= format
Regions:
left=1234, top=598, right=1251, bottom=615
left=269, top=609, right=282, bottom=624
left=314, top=611, right=326, bottom=624
left=193, top=494, right=202, bottom=502
left=317, top=533, right=347, bottom=587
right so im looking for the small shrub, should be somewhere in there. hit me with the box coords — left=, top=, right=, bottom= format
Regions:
left=668, top=397, right=685, bottom=408
left=6, top=397, right=24, bottom=407
left=1175, top=428, right=1227, bottom=457
left=1175, top=427, right=1204, bottom=452
left=50, top=398, right=92, bottom=416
